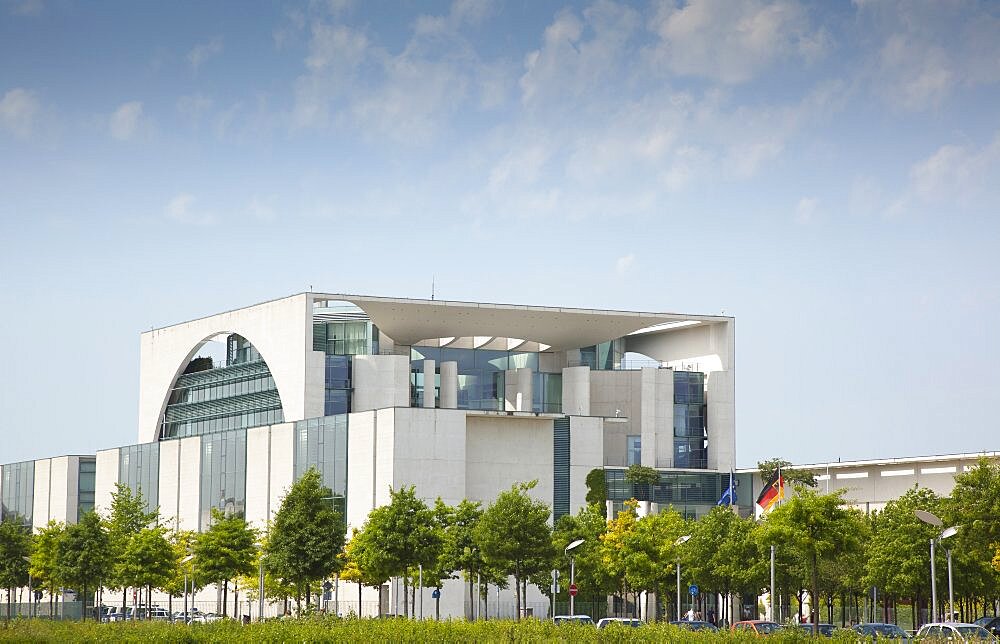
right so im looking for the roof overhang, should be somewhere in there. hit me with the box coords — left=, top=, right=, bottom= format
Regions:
left=312, top=293, right=731, bottom=351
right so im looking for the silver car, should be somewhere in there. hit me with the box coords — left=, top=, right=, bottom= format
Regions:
left=915, top=623, right=992, bottom=641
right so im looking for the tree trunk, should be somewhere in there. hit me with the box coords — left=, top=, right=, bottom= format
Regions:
left=483, top=584, right=489, bottom=620
left=514, top=573, right=521, bottom=621
left=468, top=575, right=474, bottom=620
left=811, top=553, right=819, bottom=635
left=357, top=582, right=362, bottom=617
left=306, top=584, right=310, bottom=612
left=82, top=584, right=88, bottom=621
left=222, top=579, right=228, bottom=617
left=234, top=581, right=239, bottom=620
left=295, top=584, right=301, bottom=615
left=122, top=588, right=126, bottom=611
left=403, top=571, right=409, bottom=618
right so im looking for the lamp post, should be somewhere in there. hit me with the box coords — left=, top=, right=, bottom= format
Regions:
left=565, top=539, right=585, bottom=617
left=915, top=510, right=959, bottom=623
left=181, top=554, right=195, bottom=623
left=674, top=535, right=691, bottom=621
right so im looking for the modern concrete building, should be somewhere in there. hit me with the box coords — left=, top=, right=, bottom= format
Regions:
left=2, top=292, right=739, bottom=618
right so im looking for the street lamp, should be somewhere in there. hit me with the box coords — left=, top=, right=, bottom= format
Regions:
left=674, top=535, right=691, bottom=621
left=565, top=539, right=585, bottom=617
left=915, top=510, right=959, bottom=622
left=182, top=554, right=195, bottom=623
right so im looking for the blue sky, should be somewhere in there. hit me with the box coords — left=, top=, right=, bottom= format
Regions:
left=1, top=0, right=998, bottom=467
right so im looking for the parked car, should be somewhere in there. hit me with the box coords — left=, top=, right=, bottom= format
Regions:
left=103, top=606, right=128, bottom=622
left=853, top=622, right=911, bottom=641
left=731, top=620, right=783, bottom=635
left=795, top=623, right=838, bottom=637
left=670, top=620, right=719, bottom=632
left=147, top=608, right=171, bottom=621
left=915, top=622, right=992, bottom=641
left=597, top=617, right=642, bottom=629
left=974, top=616, right=1000, bottom=636
left=552, top=615, right=594, bottom=626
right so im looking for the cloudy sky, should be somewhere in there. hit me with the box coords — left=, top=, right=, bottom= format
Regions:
left=1, top=0, right=998, bottom=467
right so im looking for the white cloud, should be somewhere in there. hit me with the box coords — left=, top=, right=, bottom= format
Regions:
left=794, top=197, right=819, bottom=224
left=165, top=193, right=216, bottom=226
left=877, top=35, right=953, bottom=110
left=187, top=37, right=223, bottom=70
left=109, top=101, right=143, bottom=141
left=909, top=133, right=1000, bottom=205
left=247, top=197, right=276, bottom=222
left=0, top=88, right=40, bottom=138
left=615, top=254, right=635, bottom=276
left=8, top=0, right=43, bottom=16
left=647, top=0, right=829, bottom=84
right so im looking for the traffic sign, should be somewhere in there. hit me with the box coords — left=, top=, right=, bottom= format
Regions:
left=689, top=584, right=699, bottom=596
left=431, top=589, right=440, bottom=599
left=569, top=583, right=578, bottom=597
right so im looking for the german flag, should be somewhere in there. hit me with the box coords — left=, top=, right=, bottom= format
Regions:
left=756, top=472, right=785, bottom=513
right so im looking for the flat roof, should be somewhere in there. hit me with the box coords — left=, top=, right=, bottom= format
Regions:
left=738, top=451, right=1000, bottom=473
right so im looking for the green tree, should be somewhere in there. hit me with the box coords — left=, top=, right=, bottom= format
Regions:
left=551, top=504, right=613, bottom=605
left=161, top=529, right=197, bottom=615
left=350, top=486, right=441, bottom=618
left=117, top=525, right=175, bottom=619
left=624, top=465, right=659, bottom=502
left=193, top=509, right=257, bottom=617
left=585, top=469, right=607, bottom=517
left=435, top=499, right=482, bottom=619
left=944, top=457, right=1000, bottom=602
left=56, top=511, right=111, bottom=620
left=762, top=487, right=863, bottom=633
left=341, top=527, right=393, bottom=617
left=864, top=486, right=943, bottom=625
left=0, top=518, right=31, bottom=621
left=104, top=483, right=157, bottom=608
left=758, top=457, right=817, bottom=488
left=29, top=521, right=64, bottom=617
left=624, top=507, right=687, bottom=620
left=474, top=481, right=554, bottom=620
left=265, top=468, right=346, bottom=612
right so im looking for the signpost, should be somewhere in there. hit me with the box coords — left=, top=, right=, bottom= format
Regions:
left=689, top=584, right=698, bottom=620
left=569, top=584, right=578, bottom=596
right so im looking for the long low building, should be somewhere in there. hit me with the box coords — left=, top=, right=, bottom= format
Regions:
left=1, top=291, right=740, bottom=618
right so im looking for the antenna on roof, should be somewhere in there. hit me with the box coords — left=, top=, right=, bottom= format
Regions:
left=431, top=276, right=435, bottom=300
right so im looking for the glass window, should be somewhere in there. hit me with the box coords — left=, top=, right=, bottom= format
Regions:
left=626, top=435, right=641, bottom=466
left=199, top=430, right=247, bottom=530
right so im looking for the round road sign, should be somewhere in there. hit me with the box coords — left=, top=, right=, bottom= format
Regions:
left=689, top=584, right=699, bottom=596
left=569, top=583, right=578, bottom=597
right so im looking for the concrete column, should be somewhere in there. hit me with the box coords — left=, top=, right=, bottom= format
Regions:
left=423, top=359, right=436, bottom=408
left=440, top=361, right=458, bottom=409
left=516, top=367, right=533, bottom=412
left=561, top=366, right=591, bottom=416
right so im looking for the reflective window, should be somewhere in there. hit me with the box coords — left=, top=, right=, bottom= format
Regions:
left=674, top=371, right=708, bottom=469
left=293, top=415, right=348, bottom=518
left=119, top=443, right=159, bottom=515
left=1, top=461, right=34, bottom=526
left=77, top=457, right=96, bottom=517
left=626, top=435, right=641, bottom=466
left=199, top=430, right=247, bottom=530
left=161, top=334, right=283, bottom=440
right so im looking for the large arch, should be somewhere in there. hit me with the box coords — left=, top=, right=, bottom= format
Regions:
left=138, top=294, right=322, bottom=443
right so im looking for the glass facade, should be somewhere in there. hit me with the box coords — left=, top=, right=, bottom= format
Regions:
left=409, top=346, right=561, bottom=412
left=293, top=415, right=348, bottom=518
left=1, top=460, right=34, bottom=526
left=626, top=435, right=642, bottom=466
left=673, top=371, right=708, bottom=469
left=77, top=457, right=96, bottom=517
left=199, top=430, right=247, bottom=530
left=161, top=334, right=283, bottom=440
left=578, top=338, right=624, bottom=370
left=605, top=468, right=725, bottom=519
left=119, top=443, right=160, bottom=515
left=312, top=306, right=379, bottom=416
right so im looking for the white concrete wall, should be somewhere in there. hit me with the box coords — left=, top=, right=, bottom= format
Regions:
left=352, top=354, right=410, bottom=413
left=177, top=436, right=201, bottom=531
left=94, top=448, right=119, bottom=518
left=268, top=423, right=295, bottom=524
left=137, top=293, right=320, bottom=443
left=345, top=410, right=377, bottom=531
left=31, top=458, right=51, bottom=530
left=48, top=456, right=71, bottom=524
left=706, top=370, right=735, bottom=471
left=569, top=416, right=605, bottom=511
left=157, top=439, right=180, bottom=527
left=561, top=366, right=591, bottom=416
left=245, top=426, right=271, bottom=531
left=465, top=415, right=554, bottom=508
left=390, top=408, right=467, bottom=507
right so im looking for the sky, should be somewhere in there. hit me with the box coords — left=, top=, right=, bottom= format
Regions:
left=1, top=0, right=998, bottom=468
